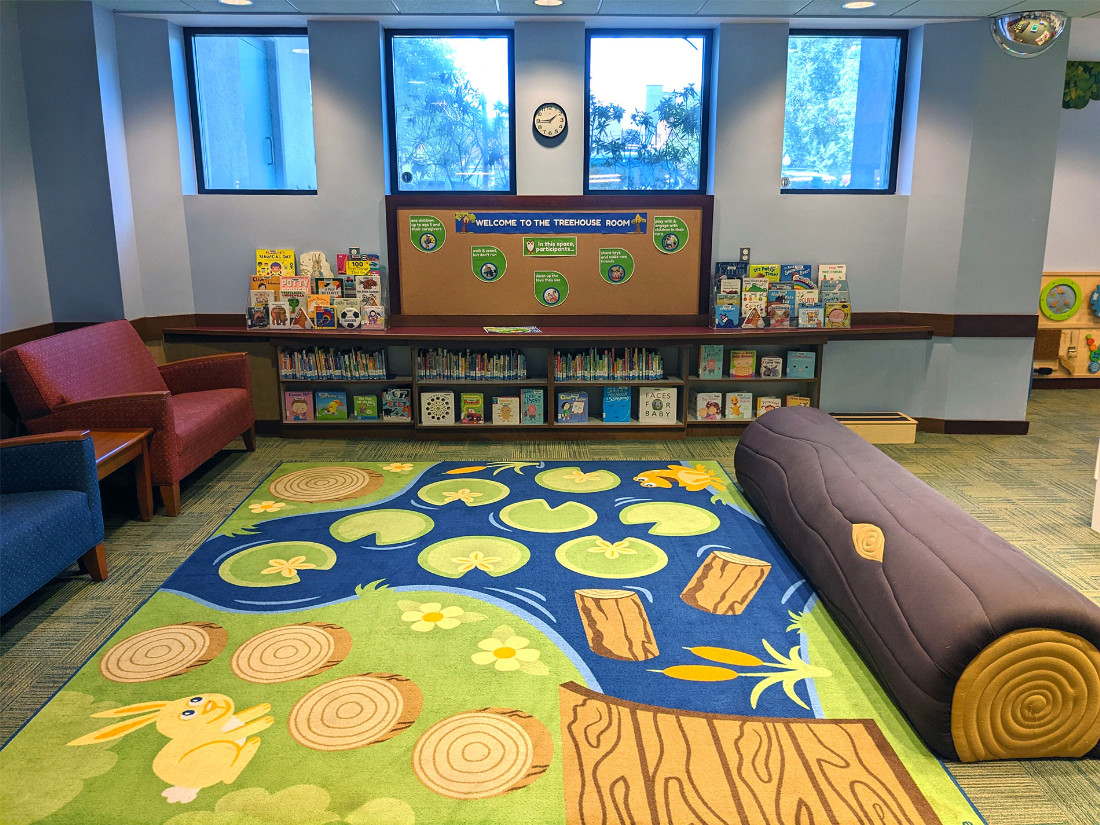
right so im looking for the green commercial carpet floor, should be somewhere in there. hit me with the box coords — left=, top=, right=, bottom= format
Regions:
left=2, top=388, right=1098, bottom=825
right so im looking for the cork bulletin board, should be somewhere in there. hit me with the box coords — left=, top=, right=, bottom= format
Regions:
left=385, top=195, right=713, bottom=319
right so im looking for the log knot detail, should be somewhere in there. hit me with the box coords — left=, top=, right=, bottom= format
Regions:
left=851, top=523, right=885, bottom=562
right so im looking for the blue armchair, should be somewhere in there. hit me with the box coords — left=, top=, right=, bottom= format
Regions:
left=0, top=430, right=106, bottom=615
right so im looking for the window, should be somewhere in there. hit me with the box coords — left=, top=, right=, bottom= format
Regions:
left=186, top=30, right=317, bottom=194
left=585, top=32, right=710, bottom=194
left=782, top=31, right=906, bottom=194
left=386, top=31, right=515, bottom=193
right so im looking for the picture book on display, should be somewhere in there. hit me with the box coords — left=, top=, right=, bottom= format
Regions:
left=639, top=387, right=676, bottom=423
left=798, top=305, right=824, bottom=328
left=363, top=307, right=387, bottom=329
left=521, top=388, right=544, bottom=424
left=315, top=390, right=348, bottom=421
left=692, top=391, right=723, bottom=421
left=819, top=264, right=847, bottom=281
left=602, top=386, right=631, bottom=423
left=757, top=396, right=782, bottom=417
left=315, top=279, right=343, bottom=298
left=731, top=350, right=757, bottom=378
left=492, top=396, right=520, bottom=425
left=725, top=391, right=753, bottom=421
left=786, top=351, right=816, bottom=378
left=780, top=264, right=815, bottom=289
left=256, top=249, right=295, bottom=278
left=382, top=389, right=412, bottom=421
left=714, top=306, right=740, bottom=328
left=461, top=393, right=485, bottom=424
left=760, top=356, right=783, bottom=378
left=246, top=306, right=269, bottom=329
left=786, top=395, right=811, bottom=407
left=250, top=289, right=275, bottom=307
left=557, top=392, right=588, bottom=424
left=353, top=394, right=378, bottom=421
left=714, top=260, right=749, bottom=278
left=251, top=275, right=280, bottom=294
left=334, top=298, right=362, bottom=329
left=284, top=391, right=313, bottom=422
left=699, top=345, right=724, bottom=379
left=268, top=302, right=292, bottom=329
left=314, top=306, right=336, bottom=329
left=748, top=264, right=780, bottom=281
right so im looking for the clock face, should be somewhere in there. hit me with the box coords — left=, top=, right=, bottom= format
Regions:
left=533, top=103, right=567, bottom=139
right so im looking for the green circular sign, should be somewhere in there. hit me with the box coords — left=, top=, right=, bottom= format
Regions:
left=1040, top=277, right=1082, bottom=321
left=652, top=216, right=689, bottom=254
left=410, top=215, right=446, bottom=253
left=534, top=271, right=569, bottom=307
left=471, top=246, right=507, bottom=283
left=599, top=249, right=635, bottom=285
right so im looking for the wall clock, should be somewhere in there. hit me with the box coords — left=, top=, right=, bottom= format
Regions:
left=533, top=102, right=567, bottom=142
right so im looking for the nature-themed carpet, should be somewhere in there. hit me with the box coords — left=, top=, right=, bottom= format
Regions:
left=0, top=461, right=984, bottom=825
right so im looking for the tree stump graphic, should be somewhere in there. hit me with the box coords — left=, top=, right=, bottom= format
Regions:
left=288, top=673, right=422, bottom=751
left=574, top=589, right=659, bottom=661
left=681, top=551, right=771, bottom=615
left=412, top=708, right=552, bottom=800
left=99, top=622, right=227, bottom=683
left=268, top=467, right=383, bottom=502
left=231, top=623, right=352, bottom=683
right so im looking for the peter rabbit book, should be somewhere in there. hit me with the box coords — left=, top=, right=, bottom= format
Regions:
left=699, top=345, right=724, bottom=379
left=602, top=386, right=631, bottom=423
left=284, top=391, right=314, bottom=422
left=521, top=388, right=544, bottom=424
left=314, top=390, right=348, bottom=421
left=352, top=394, right=378, bottom=420
left=256, top=249, right=295, bottom=278
left=557, top=392, right=588, bottom=424
left=725, top=391, right=753, bottom=421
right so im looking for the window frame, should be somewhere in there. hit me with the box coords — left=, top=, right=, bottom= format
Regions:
left=583, top=29, right=713, bottom=196
left=184, top=27, right=317, bottom=196
left=781, top=28, right=908, bottom=196
left=384, top=28, right=517, bottom=196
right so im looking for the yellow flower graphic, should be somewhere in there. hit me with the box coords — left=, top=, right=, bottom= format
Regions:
left=261, top=556, right=318, bottom=578
left=249, top=500, right=286, bottom=514
left=587, top=538, right=636, bottom=559
left=401, top=602, right=465, bottom=632
left=472, top=635, right=541, bottom=672
left=441, top=488, right=482, bottom=504
left=451, top=551, right=501, bottom=573
left=566, top=470, right=602, bottom=483
left=382, top=462, right=415, bottom=473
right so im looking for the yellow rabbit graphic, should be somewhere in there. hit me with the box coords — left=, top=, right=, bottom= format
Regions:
left=68, top=694, right=274, bottom=804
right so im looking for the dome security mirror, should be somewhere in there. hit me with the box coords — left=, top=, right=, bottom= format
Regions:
left=989, top=10, right=1068, bottom=58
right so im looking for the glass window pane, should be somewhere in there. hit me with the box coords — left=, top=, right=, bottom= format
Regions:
left=587, top=35, right=706, bottom=193
left=190, top=33, right=317, bottom=192
left=389, top=34, right=512, bottom=192
left=782, top=34, right=902, bottom=192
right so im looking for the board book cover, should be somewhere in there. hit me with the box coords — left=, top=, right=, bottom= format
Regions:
left=692, top=391, right=723, bottom=421
left=353, top=394, right=378, bottom=421
left=825, top=302, right=851, bottom=328
left=249, top=289, right=275, bottom=307
left=757, top=395, right=782, bottom=417
left=725, top=391, right=752, bottom=421
left=602, top=386, right=631, bottom=423
left=786, top=395, right=812, bottom=407
left=382, top=388, right=411, bottom=421
left=798, top=305, right=824, bottom=328
left=699, top=345, right=724, bottom=379
left=748, top=264, right=780, bottom=281
left=267, top=302, right=292, bottom=329
left=819, top=264, right=847, bottom=280
left=314, top=390, right=348, bottom=421
left=334, top=298, right=362, bottom=329
left=460, top=393, right=485, bottom=424
left=786, top=351, right=816, bottom=378
left=760, top=356, right=783, bottom=378
left=731, top=349, right=757, bottom=377
left=315, top=279, right=343, bottom=298
left=521, top=388, right=544, bottom=424
left=639, top=387, right=676, bottom=423
left=246, top=306, right=269, bottom=329
left=780, top=264, right=815, bottom=288
left=714, top=305, right=741, bottom=329
left=492, top=396, right=520, bottom=425
left=363, top=307, right=387, bottom=329
left=714, top=260, right=749, bottom=278
left=256, top=249, right=295, bottom=278
left=284, top=391, right=313, bottom=422
left=314, top=306, right=336, bottom=328
left=557, top=391, right=588, bottom=424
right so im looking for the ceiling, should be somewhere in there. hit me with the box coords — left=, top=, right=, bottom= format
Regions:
left=47, top=0, right=1100, bottom=19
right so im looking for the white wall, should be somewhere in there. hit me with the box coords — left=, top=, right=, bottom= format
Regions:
left=1043, top=19, right=1100, bottom=273
left=0, top=2, right=52, bottom=333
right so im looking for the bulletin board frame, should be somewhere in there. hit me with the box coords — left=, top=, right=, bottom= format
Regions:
left=385, top=194, right=713, bottom=324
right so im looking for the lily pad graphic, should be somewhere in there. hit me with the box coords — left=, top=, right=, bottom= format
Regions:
left=499, top=499, right=598, bottom=533
left=619, top=502, right=720, bottom=536
left=418, top=536, right=530, bottom=579
left=535, top=467, right=620, bottom=493
left=417, top=478, right=509, bottom=507
left=329, top=509, right=435, bottom=544
left=555, top=535, right=668, bottom=579
left=219, top=541, right=337, bottom=588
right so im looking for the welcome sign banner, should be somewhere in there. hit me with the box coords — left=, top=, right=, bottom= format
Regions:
left=453, top=212, right=648, bottom=234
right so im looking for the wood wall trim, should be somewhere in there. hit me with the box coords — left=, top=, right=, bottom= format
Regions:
left=916, top=417, right=1030, bottom=435
left=1031, top=377, right=1100, bottom=389
left=852, top=312, right=1038, bottom=338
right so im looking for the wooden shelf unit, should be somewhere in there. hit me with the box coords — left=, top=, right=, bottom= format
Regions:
left=164, top=324, right=934, bottom=439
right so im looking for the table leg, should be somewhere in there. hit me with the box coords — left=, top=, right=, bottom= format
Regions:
left=134, top=440, right=153, bottom=521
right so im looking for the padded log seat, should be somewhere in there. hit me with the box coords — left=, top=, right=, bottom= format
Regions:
left=733, top=406, right=1100, bottom=762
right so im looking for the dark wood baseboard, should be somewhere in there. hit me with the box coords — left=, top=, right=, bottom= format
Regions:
left=852, top=312, right=1037, bottom=338
left=916, top=418, right=1030, bottom=435
left=1031, top=377, right=1100, bottom=389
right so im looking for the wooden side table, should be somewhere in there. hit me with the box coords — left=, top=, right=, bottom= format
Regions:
left=91, top=428, right=154, bottom=521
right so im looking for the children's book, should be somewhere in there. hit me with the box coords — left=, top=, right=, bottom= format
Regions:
left=484, top=326, right=541, bottom=334
left=250, top=275, right=280, bottom=295
left=315, top=279, right=343, bottom=298
left=363, top=307, right=386, bottom=329
left=785, top=395, right=812, bottom=407
left=714, top=306, right=741, bottom=328
left=638, top=387, right=676, bottom=423
left=819, top=264, right=847, bottom=281
left=521, top=388, right=544, bottom=424
left=249, top=289, right=276, bottom=307
left=290, top=306, right=313, bottom=329
left=602, top=386, right=631, bottom=423
left=284, top=391, right=313, bottom=422
left=748, top=264, right=780, bottom=281
left=382, top=388, right=412, bottom=421
left=334, top=298, right=362, bottom=329
left=757, top=396, right=782, bottom=417
left=492, top=396, right=520, bottom=425
left=557, top=392, right=588, bottom=424
left=246, top=306, right=269, bottom=329
left=692, top=391, right=723, bottom=421
left=345, top=259, right=378, bottom=277
left=718, top=277, right=742, bottom=297
left=766, top=302, right=791, bottom=328
left=714, top=260, right=749, bottom=278
left=824, top=302, right=851, bottom=328
left=798, top=305, right=824, bottom=328
left=353, top=394, right=378, bottom=421
left=256, top=249, right=295, bottom=278
left=780, top=264, right=815, bottom=288
left=314, top=306, right=336, bottom=329
left=786, top=351, right=817, bottom=378
left=420, top=391, right=455, bottom=425
left=315, top=390, right=348, bottom=421
left=268, top=302, right=292, bottom=329
left=460, top=393, right=485, bottom=424
left=731, top=350, right=757, bottom=378
left=741, top=305, right=766, bottom=329
left=725, top=391, right=753, bottom=421
left=699, top=345, right=724, bottom=379
left=760, top=356, right=783, bottom=378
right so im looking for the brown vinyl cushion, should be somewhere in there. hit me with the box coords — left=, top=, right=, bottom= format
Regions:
left=733, top=406, right=1100, bottom=761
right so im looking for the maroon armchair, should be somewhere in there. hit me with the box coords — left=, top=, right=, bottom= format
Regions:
left=0, top=321, right=255, bottom=516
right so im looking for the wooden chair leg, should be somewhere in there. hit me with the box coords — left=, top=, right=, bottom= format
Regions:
left=160, top=482, right=181, bottom=517
left=80, top=542, right=108, bottom=581
left=243, top=425, right=257, bottom=452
